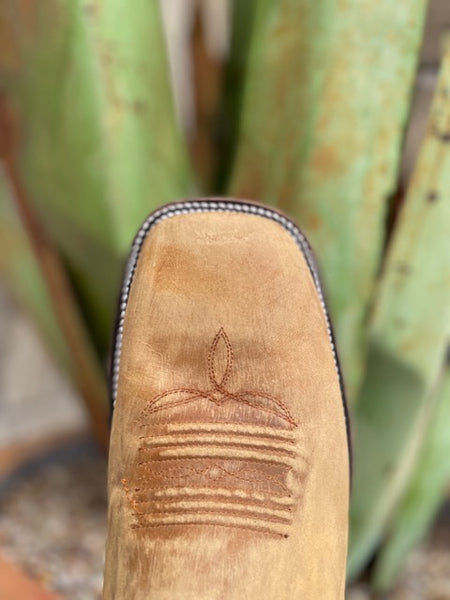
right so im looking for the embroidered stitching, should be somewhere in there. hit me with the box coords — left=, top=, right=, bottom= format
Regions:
left=140, top=422, right=297, bottom=440
left=133, top=489, right=295, bottom=507
left=138, top=427, right=297, bottom=444
left=134, top=508, right=291, bottom=525
left=123, top=328, right=305, bottom=537
left=130, top=521, right=289, bottom=538
left=134, top=463, right=295, bottom=495
left=122, top=478, right=294, bottom=531
left=138, top=435, right=296, bottom=455
left=138, top=328, right=297, bottom=428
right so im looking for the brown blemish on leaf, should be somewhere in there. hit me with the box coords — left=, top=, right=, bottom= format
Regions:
left=305, top=211, right=322, bottom=231
left=396, top=262, right=412, bottom=275
left=310, top=145, right=342, bottom=176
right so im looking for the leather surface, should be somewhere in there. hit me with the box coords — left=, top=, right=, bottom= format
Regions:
left=103, top=210, right=349, bottom=599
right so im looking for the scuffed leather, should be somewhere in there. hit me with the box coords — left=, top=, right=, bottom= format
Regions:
left=103, top=211, right=349, bottom=599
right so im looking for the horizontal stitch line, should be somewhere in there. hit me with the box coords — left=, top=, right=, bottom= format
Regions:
left=149, top=446, right=300, bottom=467
left=130, top=499, right=292, bottom=521
left=138, top=435, right=297, bottom=455
left=131, top=520, right=288, bottom=538
left=135, top=480, right=293, bottom=498
left=135, top=486, right=294, bottom=504
left=164, top=422, right=296, bottom=440
left=139, top=432, right=296, bottom=446
left=131, top=511, right=290, bottom=532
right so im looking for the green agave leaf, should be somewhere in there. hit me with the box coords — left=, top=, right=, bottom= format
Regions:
left=0, top=171, right=71, bottom=373
left=0, top=161, right=109, bottom=449
left=0, top=0, right=194, bottom=353
left=215, top=0, right=258, bottom=191
left=348, top=42, right=450, bottom=578
left=373, top=368, right=450, bottom=590
left=229, top=0, right=427, bottom=400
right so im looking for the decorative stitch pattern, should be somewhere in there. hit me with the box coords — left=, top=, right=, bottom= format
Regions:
left=138, top=328, right=297, bottom=428
left=123, top=328, right=306, bottom=538
left=134, top=462, right=296, bottom=496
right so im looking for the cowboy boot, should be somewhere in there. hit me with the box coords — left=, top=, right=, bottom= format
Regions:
left=103, top=198, right=351, bottom=600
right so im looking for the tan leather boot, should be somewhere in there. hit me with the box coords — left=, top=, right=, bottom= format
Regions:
left=103, top=199, right=351, bottom=600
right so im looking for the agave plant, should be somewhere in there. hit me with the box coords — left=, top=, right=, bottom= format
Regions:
left=0, top=0, right=449, bottom=589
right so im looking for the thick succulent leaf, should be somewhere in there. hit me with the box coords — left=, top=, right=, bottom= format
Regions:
left=348, top=42, right=450, bottom=578
left=0, top=159, right=109, bottom=449
left=215, top=0, right=258, bottom=190
left=229, top=0, right=427, bottom=399
left=0, top=0, right=194, bottom=352
left=373, top=368, right=450, bottom=590
left=0, top=171, right=71, bottom=372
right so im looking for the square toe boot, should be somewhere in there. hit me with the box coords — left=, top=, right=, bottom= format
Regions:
left=103, top=199, right=351, bottom=600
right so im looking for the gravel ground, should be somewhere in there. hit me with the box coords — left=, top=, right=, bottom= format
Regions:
left=349, top=508, right=450, bottom=600
left=0, top=288, right=86, bottom=447
left=0, top=446, right=107, bottom=600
